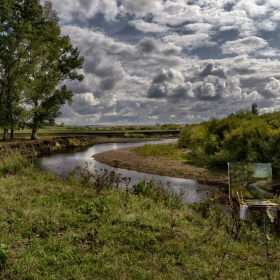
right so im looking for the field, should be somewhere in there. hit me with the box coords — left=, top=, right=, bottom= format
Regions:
left=0, top=152, right=280, bottom=279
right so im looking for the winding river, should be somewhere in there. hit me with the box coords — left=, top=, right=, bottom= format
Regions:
left=36, top=139, right=206, bottom=204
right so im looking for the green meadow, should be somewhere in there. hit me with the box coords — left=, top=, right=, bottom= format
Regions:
left=0, top=152, right=280, bottom=279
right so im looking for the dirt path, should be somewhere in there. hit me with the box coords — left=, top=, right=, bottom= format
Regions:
left=93, top=146, right=228, bottom=186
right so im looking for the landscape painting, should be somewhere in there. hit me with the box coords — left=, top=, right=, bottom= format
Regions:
left=228, top=162, right=274, bottom=200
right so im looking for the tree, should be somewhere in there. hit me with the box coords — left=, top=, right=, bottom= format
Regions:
left=0, top=0, right=31, bottom=140
left=23, top=2, right=84, bottom=139
left=251, top=103, right=259, bottom=115
left=0, top=0, right=84, bottom=140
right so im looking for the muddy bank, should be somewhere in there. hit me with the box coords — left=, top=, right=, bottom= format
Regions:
left=93, top=146, right=228, bottom=186
left=0, top=137, right=160, bottom=158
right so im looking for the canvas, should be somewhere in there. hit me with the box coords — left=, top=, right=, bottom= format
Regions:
left=228, top=162, right=274, bottom=200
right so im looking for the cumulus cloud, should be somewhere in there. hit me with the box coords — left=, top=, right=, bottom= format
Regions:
left=221, top=36, right=268, bottom=54
left=128, top=20, right=167, bottom=33
left=163, top=33, right=215, bottom=50
left=45, top=0, right=280, bottom=124
left=135, top=37, right=159, bottom=54
left=265, top=77, right=280, bottom=96
left=199, top=62, right=227, bottom=79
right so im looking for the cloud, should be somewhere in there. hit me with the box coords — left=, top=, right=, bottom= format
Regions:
left=128, top=20, right=167, bottom=33
left=135, top=37, right=159, bottom=54
left=162, top=33, right=215, bottom=51
left=221, top=36, right=268, bottom=55
left=199, top=62, right=227, bottom=79
left=265, top=77, right=280, bottom=96
left=152, top=68, right=184, bottom=84
left=44, top=0, right=280, bottom=125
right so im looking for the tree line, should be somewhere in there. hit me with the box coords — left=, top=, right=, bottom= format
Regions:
left=179, top=104, right=280, bottom=177
left=0, top=0, right=84, bottom=140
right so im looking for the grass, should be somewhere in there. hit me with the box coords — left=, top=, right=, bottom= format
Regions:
left=134, top=143, right=226, bottom=170
left=134, top=143, right=184, bottom=160
left=0, top=152, right=280, bottom=279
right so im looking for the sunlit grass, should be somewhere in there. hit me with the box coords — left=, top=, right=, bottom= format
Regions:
left=0, top=153, right=280, bottom=279
left=134, top=143, right=183, bottom=160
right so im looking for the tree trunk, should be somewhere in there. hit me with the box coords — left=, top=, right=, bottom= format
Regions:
left=31, top=128, right=37, bottom=140
left=10, top=128, right=14, bottom=139
left=3, top=128, right=8, bottom=141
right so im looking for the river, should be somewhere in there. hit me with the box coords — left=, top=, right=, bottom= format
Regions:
left=35, top=139, right=206, bottom=204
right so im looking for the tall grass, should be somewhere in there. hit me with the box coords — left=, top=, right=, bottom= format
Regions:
left=0, top=152, right=280, bottom=279
left=0, top=151, right=29, bottom=176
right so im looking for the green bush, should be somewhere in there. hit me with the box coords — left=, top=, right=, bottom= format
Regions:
left=179, top=109, right=280, bottom=175
left=66, top=138, right=78, bottom=147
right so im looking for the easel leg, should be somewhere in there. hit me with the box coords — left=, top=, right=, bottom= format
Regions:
left=215, top=208, right=239, bottom=278
left=262, top=209, right=270, bottom=280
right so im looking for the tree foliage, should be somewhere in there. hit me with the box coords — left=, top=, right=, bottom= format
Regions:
left=0, top=0, right=84, bottom=140
left=179, top=107, right=280, bottom=177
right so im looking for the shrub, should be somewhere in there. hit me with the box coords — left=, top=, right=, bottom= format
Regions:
left=67, top=138, right=78, bottom=147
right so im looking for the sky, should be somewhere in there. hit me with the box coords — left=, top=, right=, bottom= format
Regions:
left=44, top=0, right=280, bottom=125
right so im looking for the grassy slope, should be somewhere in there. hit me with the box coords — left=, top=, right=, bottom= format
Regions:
left=0, top=156, right=280, bottom=279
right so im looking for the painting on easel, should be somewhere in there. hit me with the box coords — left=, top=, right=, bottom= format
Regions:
left=228, top=162, right=274, bottom=199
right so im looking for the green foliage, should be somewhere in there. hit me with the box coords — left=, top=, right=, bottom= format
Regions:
left=179, top=109, right=280, bottom=176
left=69, top=163, right=128, bottom=194
left=0, top=151, right=29, bottom=176
left=0, top=244, right=11, bottom=265
left=161, top=123, right=181, bottom=130
left=66, top=138, right=78, bottom=147
left=124, top=132, right=145, bottom=138
left=1, top=154, right=280, bottom=279
left=251, top=103, right=259, bottom=115
left=132, top=179, right=184, bottom=209
left=0, top=1, right=84, bottom=140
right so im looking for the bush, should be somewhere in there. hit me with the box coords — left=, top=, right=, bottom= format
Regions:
left=67, top=138, right=78, bottom=147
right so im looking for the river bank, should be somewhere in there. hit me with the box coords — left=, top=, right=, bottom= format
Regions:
left=0, top=136, right=228, bottom=186
left=93, top=146, right=228, bottom=186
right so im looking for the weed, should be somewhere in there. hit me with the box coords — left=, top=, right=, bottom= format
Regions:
left=68, top=163, right=130, bottom=194
left=132, top=179, right=184, bottom=210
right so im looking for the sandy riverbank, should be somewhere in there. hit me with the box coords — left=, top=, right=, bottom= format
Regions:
left=93, top=142, right=228, bottom=186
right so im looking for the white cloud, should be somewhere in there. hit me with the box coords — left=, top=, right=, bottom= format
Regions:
left=265, top=77, right=280, bottom=96
left=163, top=33, right=215, bottom=50
left=221, top=36, right=268, bottom=55
left=129, top=20, right=167, bottom=33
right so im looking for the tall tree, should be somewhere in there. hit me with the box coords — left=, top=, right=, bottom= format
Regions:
left=0, top=0, right=84, bottom=140
left=23, top=2, right=84, bottom=139
left=0, top=0, right=29, bottom=140
left=251, top=103, right=259, bottom=115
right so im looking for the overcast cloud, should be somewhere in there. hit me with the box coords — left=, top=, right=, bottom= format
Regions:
left=44, top=0, right=280, bottom=125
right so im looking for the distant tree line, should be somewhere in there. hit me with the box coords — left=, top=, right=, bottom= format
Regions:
left=0, top=0, right=84, bottom=140
left=179, top=103, right=280, bottom=176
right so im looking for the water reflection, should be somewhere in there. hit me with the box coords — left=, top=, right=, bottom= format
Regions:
left=36, top=139, right=204, bottom=204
